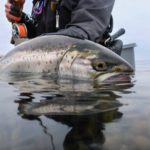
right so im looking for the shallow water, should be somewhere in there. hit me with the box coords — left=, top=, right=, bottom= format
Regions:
left=0, top=60, right=150, bottom=150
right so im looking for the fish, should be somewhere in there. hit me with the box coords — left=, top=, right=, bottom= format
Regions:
left=18, top=100, right=122, bottom=116
left=0, top=35, right=134, bottom=83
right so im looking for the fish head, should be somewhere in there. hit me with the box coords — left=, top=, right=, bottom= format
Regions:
left=71, top=42, right=134, bottom=84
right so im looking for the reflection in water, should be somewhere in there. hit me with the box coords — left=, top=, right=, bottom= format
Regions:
left=20, top=115, right=56, bottom=150
left=6, top=75, right=134, bottom=150
left=20, top=109, right=123, bottom=150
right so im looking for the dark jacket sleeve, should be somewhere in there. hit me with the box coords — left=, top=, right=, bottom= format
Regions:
left=57, top=0, right=115, bottom=42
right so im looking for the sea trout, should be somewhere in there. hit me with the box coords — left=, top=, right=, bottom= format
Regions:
left=0, top=35, right=134, bottom=83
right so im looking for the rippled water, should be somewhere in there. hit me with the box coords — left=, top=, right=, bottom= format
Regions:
left=0, top=60, right=150, bottom=150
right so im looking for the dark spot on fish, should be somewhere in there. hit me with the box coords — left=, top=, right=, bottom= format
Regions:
left=38, top=61, right=40, bottom=66
left=49, top=60, right=52, bottom=64
left=9, top=82, right=14, bottom=85
left=60, top=67, right=63, bottom=71
left=71, top=56, right=74, bottom=59
left=28, top=65, right=30, bottom=69
left=42, top=69, right=45, bottom=73
left=58, top=43, right=62, bottom=47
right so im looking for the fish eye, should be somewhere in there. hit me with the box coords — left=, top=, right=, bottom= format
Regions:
left=92, top=59, right=107, bottom=71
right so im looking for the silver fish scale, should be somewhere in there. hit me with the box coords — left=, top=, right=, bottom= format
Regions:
left=0, top=47, right=70, bottom=73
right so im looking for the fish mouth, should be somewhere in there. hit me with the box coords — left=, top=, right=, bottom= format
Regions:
left=96, top=72, right=132, bottom=84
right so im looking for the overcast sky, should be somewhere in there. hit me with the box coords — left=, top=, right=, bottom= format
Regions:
left=0, top=0, right=150, bottom=61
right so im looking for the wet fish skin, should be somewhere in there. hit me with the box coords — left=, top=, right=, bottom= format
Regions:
left=0, top=35, right=134, bottom=82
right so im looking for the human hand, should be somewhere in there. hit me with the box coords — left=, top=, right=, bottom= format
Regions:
left=5, top=0, right=25, bottom=23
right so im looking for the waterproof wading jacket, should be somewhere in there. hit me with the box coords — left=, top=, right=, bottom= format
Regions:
left=23, top=0, right=115, bottom=42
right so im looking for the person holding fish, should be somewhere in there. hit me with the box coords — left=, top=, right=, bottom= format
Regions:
left=2, top=0, right=133, bottom=82
left=5, top=0, right=115, bottom=44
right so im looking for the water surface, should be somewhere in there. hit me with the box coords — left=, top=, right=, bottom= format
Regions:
left=0, top=60, right=150, bottom=150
